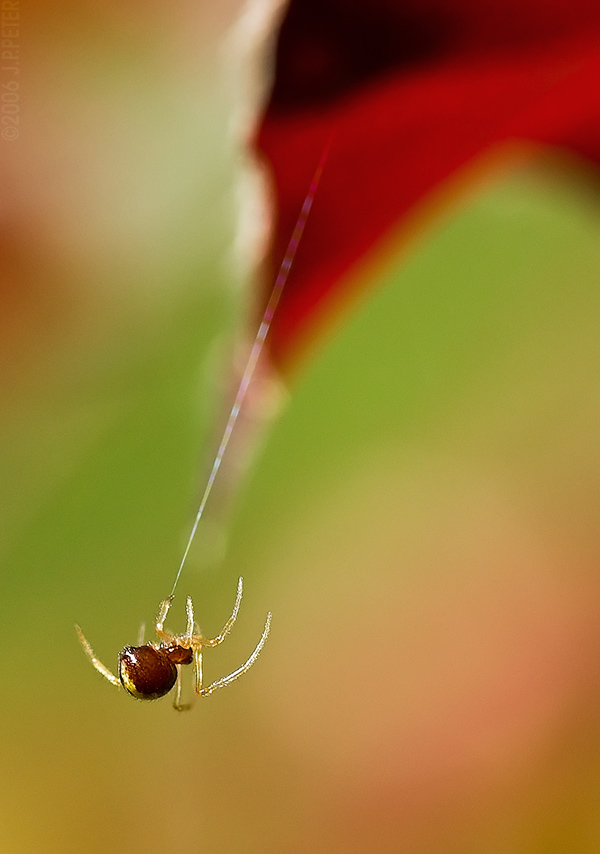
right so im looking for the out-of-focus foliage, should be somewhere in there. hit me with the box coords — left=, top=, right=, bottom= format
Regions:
left=258, top=0, right=600, bottom=366
left=3, top=2, right=600, bottom=854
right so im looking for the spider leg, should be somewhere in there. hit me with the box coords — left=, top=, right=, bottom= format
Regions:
left=193, top=645, right=204, bottom=693
left=198, top=611, right=271, bottom=697
left=172, top=642, right=203, bottom=711
left=137, top=621, right=146, bottom=646
left=172, top=664, right=193, bottom=712
left=185, top=596, right=195, bottom=641
left=155, top=595, right=176, bottom=643
left=201, top=577, right=244, bottom=648
left=75, top=625, right=120, bottom=688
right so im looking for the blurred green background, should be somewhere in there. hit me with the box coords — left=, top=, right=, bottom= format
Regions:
left=3, top=4, right=600, bottom=853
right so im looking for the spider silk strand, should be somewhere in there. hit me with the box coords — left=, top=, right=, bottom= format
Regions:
left=170, top=142, right=331, bottom=597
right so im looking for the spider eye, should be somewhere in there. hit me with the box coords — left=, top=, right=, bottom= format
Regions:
left=118, top=645, right=177, bottom=700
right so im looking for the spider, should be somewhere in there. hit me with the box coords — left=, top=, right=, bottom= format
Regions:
left=75, top=577, right=271, bottom=711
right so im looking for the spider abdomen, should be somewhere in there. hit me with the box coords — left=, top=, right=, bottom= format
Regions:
left=118, top=644, right=178, bottom=700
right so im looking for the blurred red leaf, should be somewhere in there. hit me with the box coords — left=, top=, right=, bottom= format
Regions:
left=257, top=0, right=600, bottom=368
